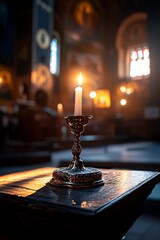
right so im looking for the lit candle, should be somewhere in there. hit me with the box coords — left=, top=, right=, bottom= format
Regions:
left=57, top=103, right=63, bottom=115
left=74, top=72, right=83, bottom=116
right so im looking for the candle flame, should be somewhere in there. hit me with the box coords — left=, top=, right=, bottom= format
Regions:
left=78, top=72, right=83, bottom=86
left=57, top=103, right=63, bottom=111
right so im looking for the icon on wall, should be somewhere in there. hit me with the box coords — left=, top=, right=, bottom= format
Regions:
left=94, top=89, right=111, bottom=108
left=31, top=64, right=53, bottom=92
left=35, top=28, right=50, bottom=49
left=0, top=70, right=13, bottom=100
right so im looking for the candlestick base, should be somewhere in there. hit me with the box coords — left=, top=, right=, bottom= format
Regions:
left=49, top=165, right=104, bottom=188
left=49, top=115, right=104, bottom=188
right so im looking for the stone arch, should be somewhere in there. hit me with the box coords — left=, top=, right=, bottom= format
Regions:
left=115, top=12, right=148, bottom=79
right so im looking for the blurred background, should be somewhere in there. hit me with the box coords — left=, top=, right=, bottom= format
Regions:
left=0, top=0, right=160, bottom=161
left=1, top=2, right=160, bottom=239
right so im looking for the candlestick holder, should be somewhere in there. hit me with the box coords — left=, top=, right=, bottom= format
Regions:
left=49, top=115, right=104, bottom=188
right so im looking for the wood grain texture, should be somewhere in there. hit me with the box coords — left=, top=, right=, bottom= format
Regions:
left=0, top=167, right=160, bottom=239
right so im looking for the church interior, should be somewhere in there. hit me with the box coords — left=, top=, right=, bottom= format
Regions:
left=0, top=0, right=160, bottom=153
left=0, top=1, right=160, bottom=240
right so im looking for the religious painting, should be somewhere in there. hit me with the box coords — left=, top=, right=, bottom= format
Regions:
left=74, top=1, right=98, bottom=29
left=31, top=64, right=54, bottom=107
left=0, top=70, right=13, bottom=100
left=31, top=64, right=53, bottom=92
left=66, top=1, right=102, bottom=42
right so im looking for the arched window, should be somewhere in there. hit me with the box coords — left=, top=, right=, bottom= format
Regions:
left=116, top=13, right=149, bottom=80
left=50, top=32, right=60, bottom=76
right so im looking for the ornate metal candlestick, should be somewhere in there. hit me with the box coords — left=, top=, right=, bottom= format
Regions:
left=49, top=115, right=104, bottom=188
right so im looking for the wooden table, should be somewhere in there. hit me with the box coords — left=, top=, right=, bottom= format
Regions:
left=0, top=167, right=160, bottom=239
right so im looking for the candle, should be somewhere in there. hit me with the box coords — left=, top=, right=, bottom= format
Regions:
left=74, top=72, right=83, bottom=116
left=57, top=103, right=63, bottom=115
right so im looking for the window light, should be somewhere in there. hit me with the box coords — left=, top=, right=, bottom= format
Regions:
left=129, top=47, right=150, bottom=79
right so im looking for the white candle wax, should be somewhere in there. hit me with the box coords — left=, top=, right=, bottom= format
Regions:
left=74, top=73, right=83, bottom=116
left=74, top=86, right=82, bottom=115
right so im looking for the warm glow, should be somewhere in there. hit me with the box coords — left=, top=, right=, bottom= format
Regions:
left=0, top=168, right=52, bottom=197
left=120, top=98, right=127, bottom=106
left=57, top=103, right=63, bottom=115
left=120, top=86, right=126, bottom=93
left=31, top=64, right=53, bottom=90
left=119, top=84, right=134, bottom=95
left=94, top=89, right=111, bottom=108
left=126, top=88, right=133, bottom=94
left=77, top=72, right=83, bottom=86
left=89, top=91, right=97, bottom=99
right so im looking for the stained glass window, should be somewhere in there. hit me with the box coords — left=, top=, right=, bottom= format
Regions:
left=129, top=47, right=150, bottom=79
left=50, top=36, right=60, bottom=76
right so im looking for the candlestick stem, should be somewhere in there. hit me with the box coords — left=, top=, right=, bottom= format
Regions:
left=67, top=115, right=86, bottom=170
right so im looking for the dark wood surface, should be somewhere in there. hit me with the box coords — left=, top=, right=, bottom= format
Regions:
left=0, top=167, right=160, bottom=239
